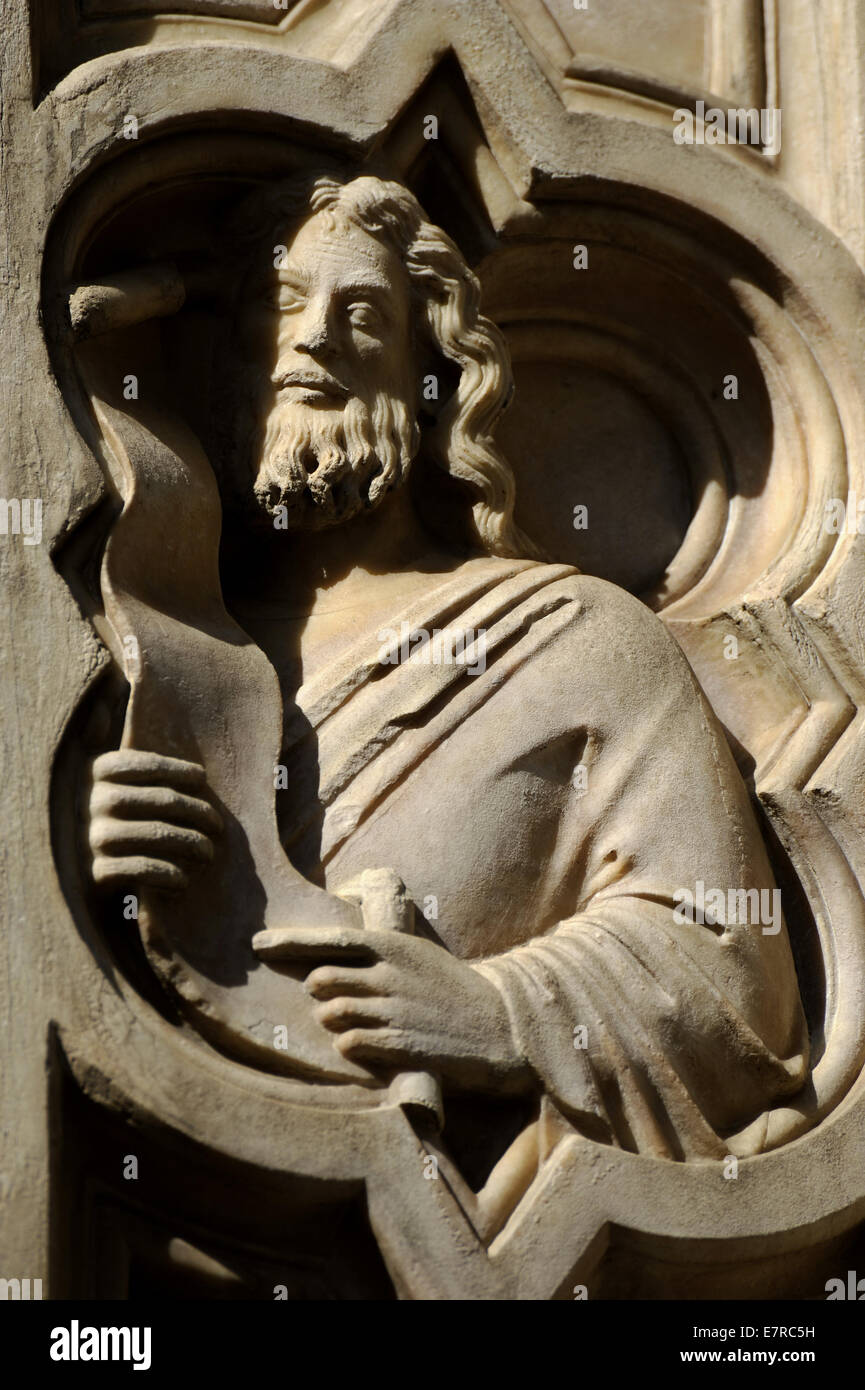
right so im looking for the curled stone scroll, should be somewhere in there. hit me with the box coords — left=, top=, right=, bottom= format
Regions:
left=79, top=329, right=443, bottom=1122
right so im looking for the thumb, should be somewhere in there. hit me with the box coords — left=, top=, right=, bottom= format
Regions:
left=334, top=867, right=415, bottom=934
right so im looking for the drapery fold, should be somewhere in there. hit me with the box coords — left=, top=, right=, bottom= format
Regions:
left=284, top=557, right=810, bottom=1160
left=476, top=896, right=808, bottom=1159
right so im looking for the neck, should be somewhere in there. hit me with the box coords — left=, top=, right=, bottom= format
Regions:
left=227, top=477, right=463, bottom=617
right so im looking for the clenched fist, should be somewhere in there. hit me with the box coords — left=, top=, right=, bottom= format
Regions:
left=88, top=749, right=223, bottom=892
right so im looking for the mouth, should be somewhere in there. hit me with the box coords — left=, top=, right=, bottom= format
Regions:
left=275, top=373, right=349, bottom=401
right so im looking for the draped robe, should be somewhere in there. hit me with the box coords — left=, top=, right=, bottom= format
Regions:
left=245, top=556, right=809, bottom=1164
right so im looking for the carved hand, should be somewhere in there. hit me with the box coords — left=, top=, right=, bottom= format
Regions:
left=88, top=749, right=223, bottom=891
left=272, top=925, right=532, bottom=1094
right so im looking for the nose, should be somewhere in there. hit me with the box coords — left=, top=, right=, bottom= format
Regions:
left=294, top=297, right=334, bottom=357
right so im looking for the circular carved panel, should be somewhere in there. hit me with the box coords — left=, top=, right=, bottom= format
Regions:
left=497, top=352, right=690, bottom=593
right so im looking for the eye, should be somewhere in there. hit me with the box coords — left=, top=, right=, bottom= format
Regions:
left=347, top=300, right=382, bottom=332
left=261, top=282, right=306, bottom=312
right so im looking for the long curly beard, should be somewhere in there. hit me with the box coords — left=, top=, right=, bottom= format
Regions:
left=252, top=391, right=421, bottom=531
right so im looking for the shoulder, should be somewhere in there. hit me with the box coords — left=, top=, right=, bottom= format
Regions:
left=519, top=565, right=691, bottom=671
left=501, top=565, right=704, bottom=720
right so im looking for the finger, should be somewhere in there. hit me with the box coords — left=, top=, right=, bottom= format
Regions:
left=333, top=1027, right=419, bottom=1066
left=91, top=782, right=223, bottom=834
left=306, top=963, right=391, bottom=1000
left=252, top=925, right=376, bottom=963
left=315, top=997, right=392, bottom=1033
left=92, top=853, right=189, bottom=892
left=89, top=816, right=215, bottom=863
left=92, top=750, right=207, bottom=790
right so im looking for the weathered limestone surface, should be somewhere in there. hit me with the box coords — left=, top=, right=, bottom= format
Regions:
left=3, top=0, right=865, bottom=1299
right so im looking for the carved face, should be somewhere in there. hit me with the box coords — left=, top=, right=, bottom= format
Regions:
left=240, top=210, right=421, bottom=530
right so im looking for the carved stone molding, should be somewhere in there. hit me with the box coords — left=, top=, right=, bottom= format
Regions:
left=5, top=0, right=865, bottom=1300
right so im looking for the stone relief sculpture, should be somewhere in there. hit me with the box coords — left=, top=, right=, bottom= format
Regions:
left=85, top=171, right=808, bottom=1177
left=7, top=0, right=865, bottom=1304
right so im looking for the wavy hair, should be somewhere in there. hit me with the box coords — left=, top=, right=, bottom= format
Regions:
left=228, top=169, right=533, bottom=557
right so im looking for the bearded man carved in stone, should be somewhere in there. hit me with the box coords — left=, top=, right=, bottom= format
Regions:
left=87, top=172, right=808, bottom=1164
